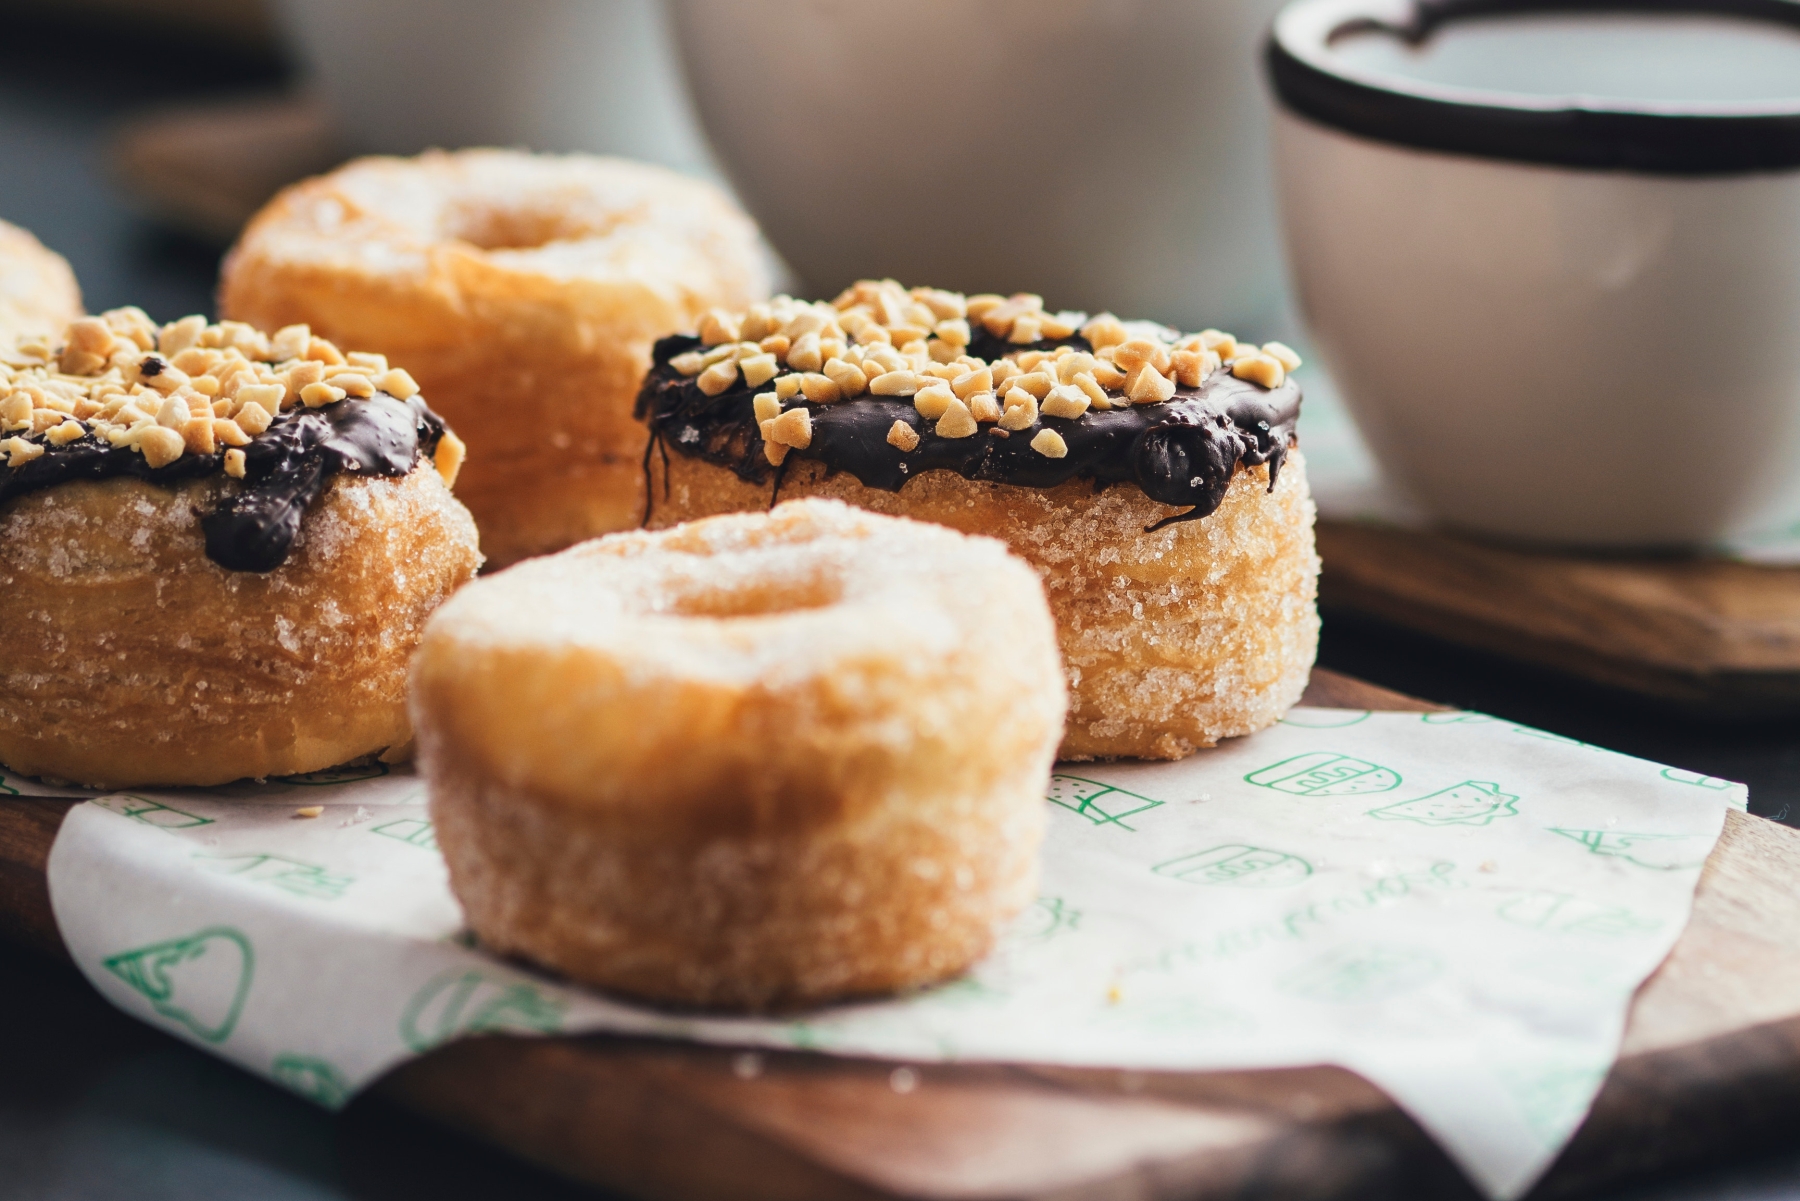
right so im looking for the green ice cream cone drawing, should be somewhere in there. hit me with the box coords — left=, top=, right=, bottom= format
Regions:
left=102, top=926, right=254, bottom=1043
left=399, top=967, right=567, bottom=1051
left=1367, top=781, right=1519, bottom=827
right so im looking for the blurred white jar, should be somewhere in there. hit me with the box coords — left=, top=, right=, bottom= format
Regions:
left=272, top=0, right=716, bottom=174
left=668, top=0, right=1290, bottom=332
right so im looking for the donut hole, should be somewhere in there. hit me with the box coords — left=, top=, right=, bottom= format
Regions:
left=657, top=568, right=844, bottom=619
left=443, top=201, right=597, bottom=252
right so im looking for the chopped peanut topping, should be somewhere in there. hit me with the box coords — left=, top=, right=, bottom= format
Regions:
left=664, top=282, right=1299, bottom=461
left=0, top=311, right=460, bottom=482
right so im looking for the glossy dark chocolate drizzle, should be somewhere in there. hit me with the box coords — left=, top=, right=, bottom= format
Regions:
left=0, top=394, right=448, bottom=572
left=635, top=333, right=1302, bottom=528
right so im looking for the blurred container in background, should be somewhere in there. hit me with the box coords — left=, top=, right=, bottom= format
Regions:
left=271, top=0, right=716, bottom=174
left=669, top=0, right=1291, bottom=332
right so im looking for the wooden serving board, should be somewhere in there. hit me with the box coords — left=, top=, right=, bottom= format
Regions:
left=1317, top=520, right=1800, bottom=716
left=5, top=668, right=1800, bottom=1201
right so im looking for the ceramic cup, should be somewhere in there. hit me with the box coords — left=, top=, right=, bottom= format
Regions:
left=1269, top=0, right=1800, bottom=547
left=271, top=0, right=715, bottom=175
left=667, top=0, right=1290, bottom=333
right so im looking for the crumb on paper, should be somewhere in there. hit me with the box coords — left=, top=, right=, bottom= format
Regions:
left=732, top=1052, right=762, bottom=1080
left=889, top=1067, right=918, bottom=1094
left=293, top=805, right=323, bottom=819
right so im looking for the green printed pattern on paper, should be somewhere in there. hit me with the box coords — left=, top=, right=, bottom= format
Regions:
left=1245, top=752, right=1400, bottom=796
left=196, top=853, right=353, bottom=901
left=1047, top=775, right=1162, bottom=830
left=371, top=818, right=437, bottom=851
left=1367, top=781, right=1518, bottom=827
left=94, top=795, right=214, bottom=830
left=1279, top=944, right=1442, bottom=1004
left=103, top=926, right=254, bottom=1043
left=400, top=967, right=566, bottom=1051
left=1154, top=844, right=1313, bottom=888
left=1660, top=768, right=1734, bottom=790
left=1548, top=828, right=1710, bottom=870
left=272, top=1054, right=351, bottom=1108
left=1497, top=891, right=1660, bottom=938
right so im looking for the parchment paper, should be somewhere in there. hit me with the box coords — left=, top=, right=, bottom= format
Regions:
left=27, top=709, right=1740, bottom=1199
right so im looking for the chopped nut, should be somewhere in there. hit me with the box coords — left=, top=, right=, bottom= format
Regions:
left=787, top=331, right=824, bottom=373
left=224, top=447, right=247, bottom=477
left=1040, top=311, right=1083, bottom=339
left=671, top=350, right=708, bottom=375
left=1008, top=314, right=1044, bottom=344
left=1040, top=384, right=1091, bottom=419
left=331, top=372, right=376, bottom=398
left=234, top=384, right=285, bottom=416
left=740, top=353, right=780, bottom=388
left=156, top=395, right=190, bottom=428
left=1232, top=353, right=1286, bottom=389
left=800, top=373, right=843, bottom=403
left=822, top=357, right=867, bottom=398
left=1092, top=360, right=1127, bottom=389
left=887, top=420, right=920, bottom=451
left=950, top=366, right=993, bottom=400
left=214, top=418, right=252, bottom=447
left=301, top=382, right=347, bottom=407
left=769, top=407, right=813, bottom=448
left=235, top=401, right=274, bottom=436
left=1080, top=314, right=1129, bottom=349
left=763, top=438, right=790, bottom=466
left=1073, top=373, right=1112, bottom=410
left=698, top=309, right=741, bottom=346
left=182, top=416, right=217, bottom=455
left=933, top=318, right=971, bottom=348
left=1030, top=428, right=1069, bottom=458
left=376, top=367, right=420, bottom=400
left=968, top=391, right=1002, bottom=423
left=347, top=351, right=389, bottom=374
left=1262, top=341, right=1303, bottom=372
left=1, top=436, right=44, bottom=466
left=1170, top=348, right=1213, bottom=388
left=759, top=333, right=792, bottom=360
left=1008, top=371, right=1052, bottom=400
left=1112, top=338, right=1171, bottom=374
left=45, top=419, right=83, bottom=445
left=753, top=392, right=782, bottom=423
left=913, top=383, right=954, bottom=421
left=935, top=397, right=978, bottom=438
left=0, top=393, right=30, bottom=429
left=137, top=425, right=185, bottom=467
left=1125, top=363, right=1177, bottom=404
left=434, top=430, right=466, bottom=486
left=285, top=360, right=325, bottom=405
left=869, top=370, right=920, bottom=397
left=1197, top=329, right=1238, bottom=357
left=775, top=374, right=802, bottom=400
left=306, top=336, right=345, bottom=366
left=739, top=303, right=774, bottom=342
left=270, top=324, right=311, bottom=361
left=697, top=358, right=740, bottom=396
left=999, top=387, right=1038, bottom=430
left=158, top=315, right=206, bottom=356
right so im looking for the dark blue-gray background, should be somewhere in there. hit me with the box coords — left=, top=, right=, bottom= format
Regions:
left=1, top=8, right=1796, bottom=1199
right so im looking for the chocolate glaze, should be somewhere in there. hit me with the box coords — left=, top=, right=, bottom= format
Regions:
left=0, top=394, right=448, bottom=573
left=636, top=335, right=1302, bottom=528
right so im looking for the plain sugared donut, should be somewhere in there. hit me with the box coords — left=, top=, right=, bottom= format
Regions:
left=411, top=498, right=1066, bottom=1011
left=219, top=149, right=770, bottom=567
left=0, top=219, right=81, bottom=341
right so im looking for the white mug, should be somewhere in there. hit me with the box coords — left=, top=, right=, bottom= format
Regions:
left=667, top=0, right=1291, bottom=333
left=271, top=0, right=716, bottom=175
left=1271, top=0, right=1800, bottom=547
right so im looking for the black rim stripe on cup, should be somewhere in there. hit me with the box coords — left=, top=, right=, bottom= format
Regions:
left=1267, top=0, right=1800, bottom=174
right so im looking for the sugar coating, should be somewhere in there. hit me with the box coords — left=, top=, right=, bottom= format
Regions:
left=0, top=465, right=481, bottom=786
left=412, top=499, right=1069, bottom=1009
left=649, top=452, right=1321, bottom=760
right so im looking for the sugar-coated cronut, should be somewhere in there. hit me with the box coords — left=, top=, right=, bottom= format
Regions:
left=0, top=219, right=81, bottom=341
left=220, top=149, right=771, bottom=567
left=0, top=313, right=482, bottom=788
left=411, top=499, right=1065, bottom=1011
left=637, top=280, right=1320, bottom=760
